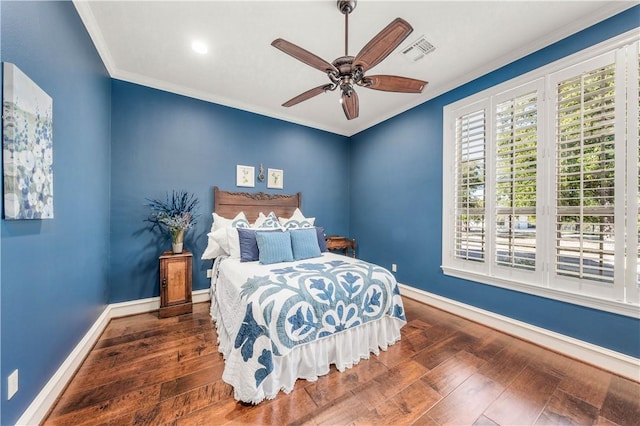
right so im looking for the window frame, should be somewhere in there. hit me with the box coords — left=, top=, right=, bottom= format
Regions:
left=442, top=30, right=639, bottom=319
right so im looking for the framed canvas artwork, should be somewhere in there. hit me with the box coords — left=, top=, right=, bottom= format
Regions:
left=2, top=63, right=54, bottom=219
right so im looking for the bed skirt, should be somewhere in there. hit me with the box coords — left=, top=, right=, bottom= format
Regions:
left=210, top=293, right=404, bottom=404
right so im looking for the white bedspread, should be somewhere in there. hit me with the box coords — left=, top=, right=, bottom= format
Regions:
left=209, top=252, right=406, bottom=403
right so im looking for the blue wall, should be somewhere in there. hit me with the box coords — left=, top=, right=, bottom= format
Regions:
left=109, top=81, right=350, bottom=302
left=0, top=2, right=638, bottom=423
left=350, top=6, right=640, bottom=358
left=0, top=1, right=111, bottom=424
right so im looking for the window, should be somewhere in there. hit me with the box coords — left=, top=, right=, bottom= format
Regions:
left=443, top=32, right=639, bottom=316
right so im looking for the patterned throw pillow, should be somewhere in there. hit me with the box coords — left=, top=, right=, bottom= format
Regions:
left=278, top=208, right=315, bottom=229
left=253, top=211, right=282, bottom=229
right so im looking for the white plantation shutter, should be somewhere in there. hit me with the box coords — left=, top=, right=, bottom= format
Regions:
left=636, top=49, right=640, bottom=289
left=554, top=62, right=617, bottom=284
left=443, top=33, right=640, bottom=315
left=454, top=109, right=486, bottom=262
left=495, top=91, right=538, bottom=271
left=627, top=44, right=640, bottom=303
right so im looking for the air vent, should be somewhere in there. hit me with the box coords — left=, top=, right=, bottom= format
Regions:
left=400, top=36, right=435, bottom=62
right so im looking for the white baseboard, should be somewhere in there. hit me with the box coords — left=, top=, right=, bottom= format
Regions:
left=16, top=289, right=211, bottom=426
left=399, top=283, right=640, bottom=382
left=15, top=306, right=112, bottom=426
left=108, top=288, right=210, bottom=317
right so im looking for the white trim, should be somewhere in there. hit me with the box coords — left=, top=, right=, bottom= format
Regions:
left=72, top=2, right=635, bottom=137
left=72, top=1, right=116, bottom=76
left=15, top=289, right=211, bottom=426
left=441, top=265, right=640, bottom=319
left=108, top=288, right=211, bottom=317
left=444, top=29, right=639, bottom=113
left=15, top=306, right=112, bottom=426
left=398, top=283, right=640, bottom=382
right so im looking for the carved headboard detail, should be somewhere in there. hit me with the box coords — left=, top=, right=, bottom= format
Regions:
left=213, top=186, right=302, bottom=222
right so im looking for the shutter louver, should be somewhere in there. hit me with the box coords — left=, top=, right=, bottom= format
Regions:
left=454, top=110, right=486, bottom=262
left=495, top=92, right=538, bottom=270
left=555, top=64, right=616, bottom=284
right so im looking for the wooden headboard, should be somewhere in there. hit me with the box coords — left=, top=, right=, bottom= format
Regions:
left=213, top=186, right=302, bottom=222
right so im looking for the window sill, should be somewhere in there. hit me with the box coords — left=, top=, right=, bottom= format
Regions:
left=441, top=265, right=639, bottom=319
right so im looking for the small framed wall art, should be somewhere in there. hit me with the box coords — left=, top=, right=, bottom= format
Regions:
left=267, top=168, right=283, bottom=189
left=3, top=63, right=54, bottom=219
left=236, top=165, right=255, bottom=187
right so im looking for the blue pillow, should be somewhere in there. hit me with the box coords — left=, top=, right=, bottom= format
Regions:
left=237, top=228, right=259, bottom=262
left=316, top=227, right=327, bottom=252
left=291, top=228, right=322, bottom=260
left=256, top=230, right=294, bottom=264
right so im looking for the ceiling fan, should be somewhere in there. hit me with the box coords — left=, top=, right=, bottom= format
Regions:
left=271, top=0, right=427, bottom=120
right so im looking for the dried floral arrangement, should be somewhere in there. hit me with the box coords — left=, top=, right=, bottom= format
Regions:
left=146, top=190, right=199, bottom=243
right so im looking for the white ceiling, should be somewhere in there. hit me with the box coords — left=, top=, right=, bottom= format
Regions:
left=73, top=1, right=635, bottom=136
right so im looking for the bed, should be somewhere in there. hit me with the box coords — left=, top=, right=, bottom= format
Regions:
left=208, top=186, right=406, bottom=403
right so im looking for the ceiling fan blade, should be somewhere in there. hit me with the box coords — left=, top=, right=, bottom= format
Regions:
left=353, top=18, right=413, bottom=72
left=362, top=75, right=427, bottom=93
left=282, top=84, right=332, bottom=107
left=272, top=38, right=338, bottom=74
left=341, top=90, right=359, bottom=120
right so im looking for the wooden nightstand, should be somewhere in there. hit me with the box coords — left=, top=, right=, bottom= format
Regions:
left=158, top=249, right=193, bottom=318
left=325, top=235, right=356, bottom=258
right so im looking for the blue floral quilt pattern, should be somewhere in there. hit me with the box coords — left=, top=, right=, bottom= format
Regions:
left=234, top=258, right=406, bottom=388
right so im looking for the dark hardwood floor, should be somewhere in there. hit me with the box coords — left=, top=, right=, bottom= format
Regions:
left=44, top=297, right=640, bottom=425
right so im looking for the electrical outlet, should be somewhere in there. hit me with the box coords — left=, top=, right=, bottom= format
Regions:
left=7, top=369, right=18, bottom=400
left=206, top=269, right=213, bottom=278
left=392, top=264, right=397, bottom=273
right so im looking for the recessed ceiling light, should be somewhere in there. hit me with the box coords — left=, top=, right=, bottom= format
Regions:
left=191, top=40, right=208, bottom=55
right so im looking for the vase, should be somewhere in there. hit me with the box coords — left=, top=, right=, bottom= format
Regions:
left=172, top=228, right=185, bottom=254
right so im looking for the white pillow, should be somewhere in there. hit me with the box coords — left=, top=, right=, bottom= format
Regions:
left=201, top=229, right=227, bottom=260
left=212, top=211, right=250, bottom=232
left=227, top=227, right=244, bottom=258
left=279, top=208, right=315, bottom=229
left=202, top=212, right=250, bottom=259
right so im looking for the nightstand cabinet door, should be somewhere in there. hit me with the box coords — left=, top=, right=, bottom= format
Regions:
left=159, top=250, right=193, bottom=318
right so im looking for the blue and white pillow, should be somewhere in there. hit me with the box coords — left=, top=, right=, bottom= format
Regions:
left=230, top=212, right=284, bottom=258
left=253, top=211, right=282, bottom=229
left=211, top=211, right=250, bottom=232
left=279, top=208, right=315, bottom=229
left=256, top=230, right=294, bottom=264
left=290, top=228, right=322, bottom=260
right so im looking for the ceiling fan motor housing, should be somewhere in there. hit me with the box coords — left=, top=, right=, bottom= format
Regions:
left=332, top=56, right=355, bottom=75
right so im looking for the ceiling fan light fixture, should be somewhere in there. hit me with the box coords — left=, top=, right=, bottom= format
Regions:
left=272, top=0, right=427, bottom=120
